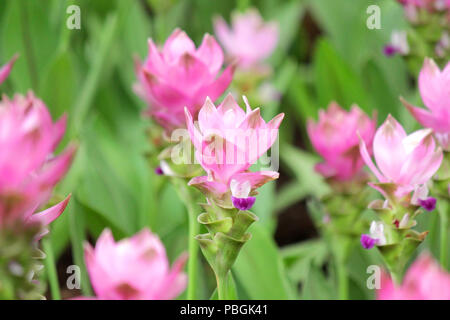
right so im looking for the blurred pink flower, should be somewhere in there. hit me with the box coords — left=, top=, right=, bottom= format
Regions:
left=214, top=9, right=278, bottom=68
left=397, top=0, right=448, bottom=8
left=83, top=229, right=187, bottom=300
left=0, top=92, right=75, bottom=228
left=397, top=0, right=427, bottom=7
left=0, top=55, right=17, bottom=85
left=307, top=102, right=377, bottom=181
left=359, top=115, right=443, bottom=197
left=185, top=94, right=283, bottom=209
left=402, top=58, right=450, bottom=136
left=378, top=253, right=450, bottom=300
left=135, top=29, right=234, bottom=133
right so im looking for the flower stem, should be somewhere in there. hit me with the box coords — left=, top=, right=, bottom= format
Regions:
left=42, top=239, right=61, bottom=300
left=336, top=260, right=349, bottom=300
left=390, top=270, right=402, bottom=286
left=438, top=200, right=448, bottom=269
left=216, top=272, right=229, bottom=300
left=186, top=201, right=200, bottom=300
left=172, top=178, right=200, bottom=300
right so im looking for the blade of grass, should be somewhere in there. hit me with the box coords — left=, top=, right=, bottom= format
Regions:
left=71, top=13, right=119, bottom=135
left=68, top=198, right=93, bottom=296
left=42, top=238, right=61, bottom=300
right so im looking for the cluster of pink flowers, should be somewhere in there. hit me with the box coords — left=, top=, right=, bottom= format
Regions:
left=82, top=229, right=187, bottom=300
left=358, top=59, right=448, bottom=251
left=307, top=56, right=449, bottom=299
left=378, top=253, right=450, bottom=300
left=0, top=58, right=74, bottom=234
left=74, top=10, right=283, bottom=301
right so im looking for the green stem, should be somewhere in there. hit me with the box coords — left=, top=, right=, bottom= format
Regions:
left=186, top=199, right=200, bottom=300
left=390, top=270, right=402, bottom=286
left=172, top=178, right=199, bottom=300
left=216, top=273, right=228, bottom=300
left=42, top=239, right=61, bottom=300
left=438, top=201, right=448, bottom=269
left=336, top=260, right=348, bottom=300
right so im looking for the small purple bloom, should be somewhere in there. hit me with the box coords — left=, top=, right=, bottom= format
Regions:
left=360, top=234, right=378, bottom=250
left=383, top=45, right=397, bottom=57
left=418, top=197, right=437, bottom=211
left=154, top=166, right=164, bottom=175
left=231, top=196, right=256, bottom=211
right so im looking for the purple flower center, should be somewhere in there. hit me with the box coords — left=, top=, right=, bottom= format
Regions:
left=418, top=197, right=437, bottom=212
left=154, top=166, right=164, bottom=175
left=231, top=196, right=256, bottom=211
left=383, top=45, right=397, bottom=57
left=360, top=234, right=379, bottom=250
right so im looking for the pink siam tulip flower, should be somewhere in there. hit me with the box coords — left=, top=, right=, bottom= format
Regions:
left=359, top=115, right=443, bottom=198
left=83, top=229, right=187, bottom=300
left=307, top=102, right=377, bottom=181
left=402, top=58, right=450, bottom=150
left=0, top=92, right=76, bottom=228
left=0, top=55, right=18, bottom=85
left=185, top=94, right=284, bottom=209
left=378, top=253, right=450, bottom=300
left=214, top=9, right=278, bottom=69
left=135, top=29, right=234, bottom=133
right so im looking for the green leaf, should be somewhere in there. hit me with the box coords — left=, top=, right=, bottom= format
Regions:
left=281, top=239, right=329, bottom=284
left=72, top=13, right=120, bottom=134
left=233, top=223, right=294, bottom=299
left=268, top=1, right=305, bottom=67
left=40, top=51, right=76, bottom=120
left=313, top=38, right=369, bottom=111
left=68, top=198, right=93, bottom=296
left=280, top=144, right=329, bottom=199
left=42, top=239, right=61, bottom=300
left=302, top=265, right=335, bottom=300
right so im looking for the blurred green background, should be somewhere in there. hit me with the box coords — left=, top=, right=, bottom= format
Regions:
left=0, top=0, right=443, bottom=299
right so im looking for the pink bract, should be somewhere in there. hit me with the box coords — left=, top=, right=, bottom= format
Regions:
left=135, top=29, right=234, bottom=133
left=0, top=55, right=18, bottom=86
